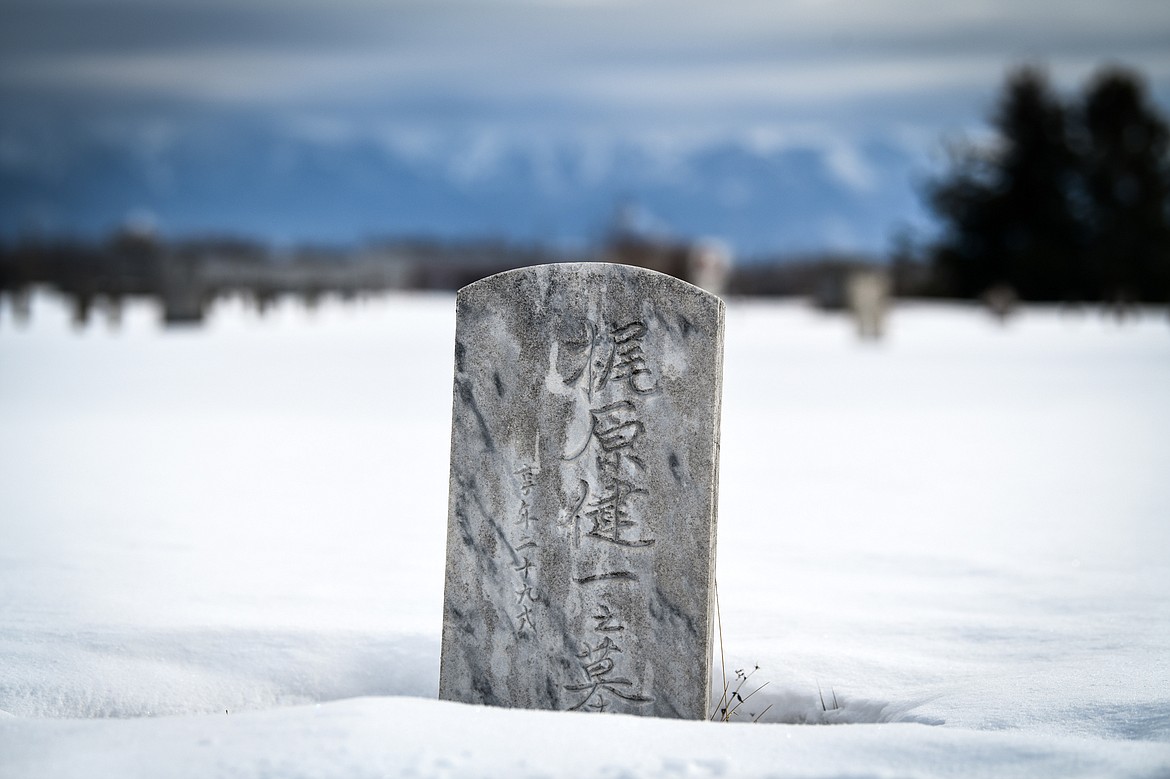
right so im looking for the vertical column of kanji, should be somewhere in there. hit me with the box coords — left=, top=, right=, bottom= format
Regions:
left=440, top=265, right=572, bottom=711
left=511, top=451, right=541, bottom=636
left=439, top=273, right=540, bottom=707
left=556, top=311, right=658, bottom=714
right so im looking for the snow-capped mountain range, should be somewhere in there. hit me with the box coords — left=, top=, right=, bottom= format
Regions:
left=1, top=124, right=933, bottom=257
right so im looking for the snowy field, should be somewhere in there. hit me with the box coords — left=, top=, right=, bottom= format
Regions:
left=1, top=289, right=1169, bottom=778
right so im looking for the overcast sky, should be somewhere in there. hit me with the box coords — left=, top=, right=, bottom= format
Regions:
left=3, top=0, right=1169, bottom=150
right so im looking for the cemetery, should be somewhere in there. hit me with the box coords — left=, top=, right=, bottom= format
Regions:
left=4, top=0, right=1168, bottom=772
left=1, top=267, right=1168, bottom=777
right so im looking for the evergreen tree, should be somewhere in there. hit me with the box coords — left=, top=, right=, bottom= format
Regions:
left=1078, top=67, right=1170, bottom=303
left=928, top=67, right=1083, bottom=300
left=925, top=65, right=1170, bottom=302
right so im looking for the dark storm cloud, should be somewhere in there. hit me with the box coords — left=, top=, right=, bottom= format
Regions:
left=3, top=0, right=1168, bottom=130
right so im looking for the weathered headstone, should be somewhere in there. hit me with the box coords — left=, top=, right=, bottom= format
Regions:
left=439, top=262, right=724, bottom=719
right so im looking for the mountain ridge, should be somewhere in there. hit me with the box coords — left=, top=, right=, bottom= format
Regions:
left=0, top=125, right=933, bottom=258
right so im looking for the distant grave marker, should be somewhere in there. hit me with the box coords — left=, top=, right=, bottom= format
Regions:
left=439, top=262, right=725, bottom=719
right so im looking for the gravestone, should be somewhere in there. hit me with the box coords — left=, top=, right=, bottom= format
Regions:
left=439, top=262, right=724, bottom=719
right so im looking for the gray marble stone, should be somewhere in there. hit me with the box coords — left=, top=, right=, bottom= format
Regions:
left=439, top=262, right=724, bottom=719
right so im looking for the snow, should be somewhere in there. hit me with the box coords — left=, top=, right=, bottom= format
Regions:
left=1, top=290, right=1169, bottom=777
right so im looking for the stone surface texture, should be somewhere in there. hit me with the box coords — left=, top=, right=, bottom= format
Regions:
left=439, top=262, right=724, bottom=719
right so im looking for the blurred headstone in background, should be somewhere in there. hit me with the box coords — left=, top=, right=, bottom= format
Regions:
left=603, top=228, right=731, bottom=296
left=982, top=284, right=1019, bottom=322
left=439, top=262, right=724, bottom=719
left=846, top=267, right=891, bottom=341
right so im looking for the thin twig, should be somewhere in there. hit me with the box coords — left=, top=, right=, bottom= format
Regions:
left=722, top=667, right=760, bottom=720
left=710, top=578, right=729, bottom=721
left=727, top=680, right=770, bottom=719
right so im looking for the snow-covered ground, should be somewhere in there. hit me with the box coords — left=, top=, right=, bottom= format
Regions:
left=2, top=290, right=1168, bottom=778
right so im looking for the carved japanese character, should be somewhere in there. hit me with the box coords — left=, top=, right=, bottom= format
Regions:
left=516, top=604, right=536, bottom=635
left=564, top=676, right=651, bottom=711
left=586, top=478, right=654, bottom=547
left=515, top=463, right=540, bottom=492
left=557, top=319, right=656, bottom=399
left=592, top=603, right=625, bottom=633
left=517, top=500, right=534, bottom=530
left=515, top=557, right=534, bottom=579
left=516, top=583, right=538, bottom=606
left=563, top=400, right=643, bottom=462
left=611, top=322, right=656, bottom=393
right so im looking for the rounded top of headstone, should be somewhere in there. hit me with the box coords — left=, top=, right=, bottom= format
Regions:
left=442, top=257, right=725, bottom=719
left=458, top=262, right=724, bottom=308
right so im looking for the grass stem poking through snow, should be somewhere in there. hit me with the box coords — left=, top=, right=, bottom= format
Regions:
left=710, top=578, right=730, bottom=721
left=710, top=579, right=771, bottom=722
left=817, top=681, right=841, bottom=713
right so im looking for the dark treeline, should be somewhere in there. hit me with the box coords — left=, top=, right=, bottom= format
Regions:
left=1, top=226, right=895, bottom=330
left=1, top=228, right=739, bottom=327
left=922, top=65, right=1170, bottom=304
left=0, top=231, right=560, bottom=326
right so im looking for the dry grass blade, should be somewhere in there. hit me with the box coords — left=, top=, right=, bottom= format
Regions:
left=726, top=679, right=769, bottom=720
left=710, top=578, right=729, bottom=721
